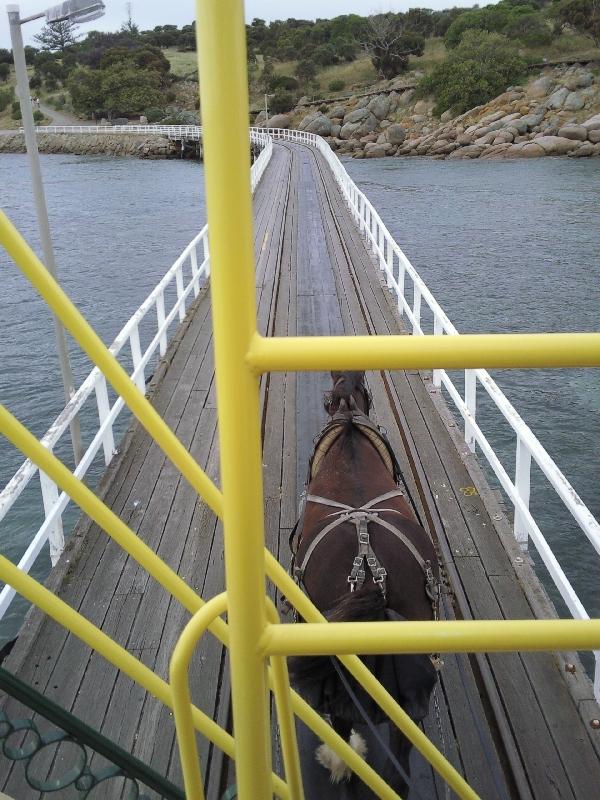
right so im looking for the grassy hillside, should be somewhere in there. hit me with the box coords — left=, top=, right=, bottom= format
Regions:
left=163, top=32, right=600, bottom=113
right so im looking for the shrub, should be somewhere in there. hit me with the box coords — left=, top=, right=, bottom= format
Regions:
left=144, top=106, right=165, bottom=123
left=295, top=59, right=317, bottom=84
left=419, top=30, right=526, bottom=116
left=33, top=109, right=44, bottom=122
left=0, top=88, right=13, bottom=112
left=29, top=74, right=42, bottom=89
left=270, top=92, right=295, bottom=114
left=11, top=100, right=22, bottom=120
left=504, top=12, right=553, bottom=45
left=269, top=74, right=299, bottom=92
left=328, top=79, right=345, bottom=92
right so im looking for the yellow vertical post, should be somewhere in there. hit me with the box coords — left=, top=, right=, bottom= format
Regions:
left=195, top=2, right=271, bottom=799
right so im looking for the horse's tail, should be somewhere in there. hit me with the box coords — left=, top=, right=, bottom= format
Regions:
left=288, top=587, right=386, bottom=783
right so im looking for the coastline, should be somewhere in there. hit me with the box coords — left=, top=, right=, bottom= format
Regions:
left=0, top=132, right=185, bottom=159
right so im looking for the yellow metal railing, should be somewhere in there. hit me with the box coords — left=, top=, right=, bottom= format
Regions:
left=1, top=1, right=600, bottom=798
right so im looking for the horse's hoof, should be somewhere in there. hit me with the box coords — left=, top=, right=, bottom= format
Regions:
left=315, top=730, right=368, bottom=783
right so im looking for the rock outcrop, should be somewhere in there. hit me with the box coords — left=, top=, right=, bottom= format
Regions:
left=263, top=63, right=600, bottom=161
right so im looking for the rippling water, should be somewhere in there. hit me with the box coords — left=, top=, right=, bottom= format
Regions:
left=1, top=151, right=599, bottom=655
left=0, top=154, right=206, bottom=643
left=344, top=156, right=600, bottom=625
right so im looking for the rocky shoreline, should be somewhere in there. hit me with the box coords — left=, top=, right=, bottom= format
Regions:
left=0, top=133, right=180, bottom=159
left=264, top=63, right=600, bottom=160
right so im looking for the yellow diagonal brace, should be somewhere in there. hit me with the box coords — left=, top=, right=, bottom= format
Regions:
left=0, top=557, right=290, bottom=798
left=0, top=211, right=223, bottom=519
left=265, top=552, right=479, bottom=800
left=0, top=404, right=222, bottom=630
left=247, top=332, right=600, bottom=373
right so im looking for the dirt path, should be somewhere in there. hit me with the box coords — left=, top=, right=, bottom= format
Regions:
left=37, top=101, right=92, bottom=126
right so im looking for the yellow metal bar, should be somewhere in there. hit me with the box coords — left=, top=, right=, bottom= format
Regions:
left=195, top=2, right=271, bottom=798
left=171, top=594, right=228, bottom=800
left=247, top=332, right=600, bottom=373
left=0, top=554, right=230, bottom=759
left=0, top=211, right=223, bottom=519
left=266, top=599, right=304, bottom=800
left=262, top=619, right=600, bottom=656
left=265, top=552, right=479, bottom=800
left=0, top=403, right=225, bottom=626
left=0, top=558, right=290, bottom=798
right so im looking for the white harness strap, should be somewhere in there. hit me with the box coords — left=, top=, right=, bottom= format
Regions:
left=294, top=489, right=439, bottom=606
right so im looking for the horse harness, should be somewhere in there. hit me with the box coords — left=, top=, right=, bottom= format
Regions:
left=291, top=408, right=440, bottom=618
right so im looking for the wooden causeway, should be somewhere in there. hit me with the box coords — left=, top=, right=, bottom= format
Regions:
left=1, top=142, right=599, bottom=799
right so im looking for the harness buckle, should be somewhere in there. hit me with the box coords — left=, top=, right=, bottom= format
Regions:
left=366, top=555, right=377, bottom=568
left=358, top=530, right=369, bottom=545
left=352, top=555, right=363, bottom=568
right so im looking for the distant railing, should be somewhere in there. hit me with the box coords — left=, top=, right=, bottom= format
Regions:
left=29, top=124, right=204, bottom=141
left=0, top=130, right=272, bottom=622
left=262, top=125, right=600, bottom=697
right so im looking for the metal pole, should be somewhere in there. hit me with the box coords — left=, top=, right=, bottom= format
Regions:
left=197, top=1, right=271, bottom=797
left=264, top=92, right=268, bottom=123
left=7, top=3, right=83, bottom=465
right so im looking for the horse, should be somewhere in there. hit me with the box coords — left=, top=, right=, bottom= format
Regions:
left=288, top=371, right=440, bottom=797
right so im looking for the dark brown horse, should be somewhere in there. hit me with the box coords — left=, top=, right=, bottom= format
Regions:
left=289, top=371, right=440, bottom=796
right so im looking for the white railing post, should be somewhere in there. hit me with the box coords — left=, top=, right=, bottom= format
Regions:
left=433, top=317, right=443, bottom=388
left=94, top=374, right=115, bottom=465
left=385, top=238, right=393, bottom=289
left=190, top=245, right=200, bottom=298
left=378, top=225, right=385, bottom=270
left=412, top=285, right=422, bottom=335
left=514, top=436, right=532, bottom=546
left=203, top=233, right=211, bottom=278
left=359, top=196, right=365, bottom=233
left=129, top=324, right=145, bottom=394
left=397, top=259, right=406, bottom=318
left=464, top=370, right=477, bottom=453
left=175, top=263, right=185, bottom=322
left=39, top=469, right=64, bottom=566
left=156, top=291, right=167, bottom=356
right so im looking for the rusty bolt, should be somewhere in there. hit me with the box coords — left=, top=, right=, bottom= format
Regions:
left=590, top=719, right=600, bottom=730
left=564, top=663, right=576, bottom=674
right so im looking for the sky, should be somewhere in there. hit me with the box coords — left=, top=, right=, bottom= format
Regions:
left=1, top=0, right=495, bottom=50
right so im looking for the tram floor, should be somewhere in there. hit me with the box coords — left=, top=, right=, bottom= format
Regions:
left=1, top=142, right=599, bottom=800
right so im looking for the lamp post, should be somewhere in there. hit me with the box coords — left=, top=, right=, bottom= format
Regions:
left=7, top=2, right=106, bottom=465
left=263, top=93, right=273, bottom=126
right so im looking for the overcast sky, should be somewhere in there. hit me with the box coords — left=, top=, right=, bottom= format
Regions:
left=1, top=1, right=495, bottom=50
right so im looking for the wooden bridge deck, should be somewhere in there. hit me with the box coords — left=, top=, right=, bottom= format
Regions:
left=2, top=142, right=600, bottom=799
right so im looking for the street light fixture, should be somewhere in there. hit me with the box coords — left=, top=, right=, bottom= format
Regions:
left=6, top=1, right=106, bottom=464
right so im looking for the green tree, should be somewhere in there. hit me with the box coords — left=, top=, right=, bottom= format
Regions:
left=0, top=63, right=10, bottom=82
left=34, top=19, right=81, bottom=52
left=553, top=0, right=600, bottom=46
left=100, top=63, right=163, bottom=117
left=67, top=66, right=103, bottom=115
left=363, top=14, right=425, bottom=79
left=295, top=59, right=317, bottom=84
left=419, top=30, right=526, bottom=116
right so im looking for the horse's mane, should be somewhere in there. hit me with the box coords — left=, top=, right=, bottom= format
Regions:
left=324, top=371, right=372, bottom=416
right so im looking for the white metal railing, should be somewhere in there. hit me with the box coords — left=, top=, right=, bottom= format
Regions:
left=7, top=123, right=600, bottom=694
left=30, top=124, right=204, bottom=140
left=256, top=126, right=600, bottom=697
left=0, top=131, right=272, bottom=622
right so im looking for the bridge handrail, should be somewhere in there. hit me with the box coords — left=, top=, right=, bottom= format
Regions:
left=257, top=126, right=600, bottom=695
left=0, top=131, right=273, bottom=621
left=27, top=124, right=204, bottom=140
